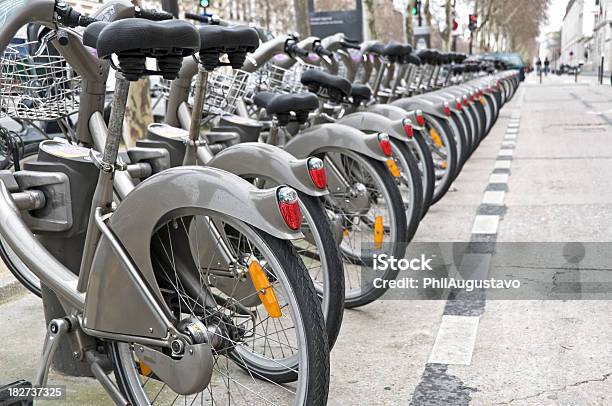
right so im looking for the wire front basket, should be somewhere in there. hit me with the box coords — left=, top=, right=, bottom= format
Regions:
left=0, top=41, right=81, bottom=121
left=255, top=62, right=324, bottom=94
left=155, top=68, right=251, bottom=116
left=204, top=68, right=250, bottom=115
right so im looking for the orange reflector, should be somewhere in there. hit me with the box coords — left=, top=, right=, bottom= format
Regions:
left=138, top=361, right=152, bottom=377
left=441, top=161, right=448, bottom=169
left=479, top=97, right=486, bottom=105
left=386, top=159, right=401, bottom=178
left=248, top=258, right=282, bottom=318
left=429, top=127, right=443, bottom=148
left=343, top=229, right=350, bottom=237
left=374, top=216, right=384, bottom=249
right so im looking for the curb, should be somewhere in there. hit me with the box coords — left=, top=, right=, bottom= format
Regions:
left=0, top=272, right=27, bottom=305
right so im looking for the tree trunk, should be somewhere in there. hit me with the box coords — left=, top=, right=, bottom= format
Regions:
left=444, top=0, right=452, bottom=51
left=363, top=0, right=377, bottom=40
left=404, top=10, right=414, bottom=45
left=293, top=0, right=309, bottom=37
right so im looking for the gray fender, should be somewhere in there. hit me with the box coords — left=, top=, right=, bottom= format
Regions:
left=284, top=123, right=387, bottom=162
left=208, top=142, right=327, bottom=196
left=391, top=97, right=446, bottom=120
left=366, top=103, right=410, bottom=121
left=85, top=166, right=301, bottom=338
left=336, top=112, right=408, bottom=142
left=365, top=105, right=427, bottom=132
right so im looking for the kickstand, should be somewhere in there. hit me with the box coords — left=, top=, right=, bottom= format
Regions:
left=34, top=318, right=71, bottom=386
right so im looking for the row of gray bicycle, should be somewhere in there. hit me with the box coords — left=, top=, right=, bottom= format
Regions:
left=0, top=1, right=520, bottom=404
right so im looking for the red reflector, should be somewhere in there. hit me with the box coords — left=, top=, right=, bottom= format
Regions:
left=307, top=158, right=327, bottom=189
left=463, top=97, right=469, bottom=106
left=444, top=103, right=451, bottom=116
left=469, top=94, right=475, bottom=102
left=416, top=112, right=425, bottom=126
left=403, top=120, right=414, bottom=138
left=456, top=99, right=462, bottom=110
left=277, top=187, right=302, bottom=230
left=378, top=133, right=392, bottom=157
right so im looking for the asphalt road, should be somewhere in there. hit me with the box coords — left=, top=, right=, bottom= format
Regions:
left=1, top=73, right=611, bottom=405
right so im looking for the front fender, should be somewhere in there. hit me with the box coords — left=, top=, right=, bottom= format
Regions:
left=284, top=123, right=387, bottom=162
left=85, top=166, right=302, bottom=338
left=208, top=143, right=327, bottom=196
left=336, top=112, right=408, bottom=142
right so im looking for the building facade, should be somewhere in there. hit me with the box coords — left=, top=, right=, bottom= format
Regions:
left=561, top=0, right=596, bottom=69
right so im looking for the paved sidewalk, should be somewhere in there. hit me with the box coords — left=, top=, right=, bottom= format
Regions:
left=1, top=74, right=611, bottom=405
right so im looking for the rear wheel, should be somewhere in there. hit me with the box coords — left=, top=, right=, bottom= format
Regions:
left=112, top=211, right=329, bottom=404
left=409, top=131, right=435, bottom=219
left=425, top=117, right=458, bottom=205
left=320, top=149, right=408, bottom=308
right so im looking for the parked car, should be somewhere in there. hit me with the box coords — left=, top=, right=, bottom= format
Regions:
left=483, top=52, right=526, bottom=81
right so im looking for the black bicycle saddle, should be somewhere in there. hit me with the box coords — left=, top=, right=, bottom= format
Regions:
left=363, top=41, right=385, bottom=55
left=197, top=25, right=260, bottom=69
left=253, top=92, right=319, bottom=125
left=84, top=19, right=199, bottom=80
left=300, top=70, right=351, bottom=102
left=350, top=84, right=372, bottom=105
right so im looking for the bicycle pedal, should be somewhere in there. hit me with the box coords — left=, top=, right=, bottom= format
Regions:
left=0, top=380, right=33, bottom=406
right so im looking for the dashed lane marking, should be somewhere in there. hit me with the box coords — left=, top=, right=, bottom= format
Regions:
left=471, top=215, right=500, bottom=234
left=489, top=173, right=509, bottom=184
left=427, top=315, right=481, bottom=365
left=482, top=191, right=505, bottom=205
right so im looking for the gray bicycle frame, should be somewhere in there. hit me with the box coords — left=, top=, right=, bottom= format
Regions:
left=164, top=57, right=327, bottom=197
left=0, top=0, right=301, bottom=354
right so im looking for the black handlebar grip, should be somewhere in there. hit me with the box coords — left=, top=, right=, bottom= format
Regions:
left=295, top=46, right=309, bottom=58
left=136, top=8, right=174, bottom=21
left=79, top=15, right=98, bottom=27
left=184, top=12, right=209, bottom=23
left=341, top=42, right=361, bottom=50
left=315, top=46, right=332, bottom=57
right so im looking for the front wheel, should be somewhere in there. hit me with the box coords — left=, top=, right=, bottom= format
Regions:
left=111, top=212, right=330, bottom=405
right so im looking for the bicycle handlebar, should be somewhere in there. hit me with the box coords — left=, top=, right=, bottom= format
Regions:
left=286, top=43, right=309, bottom=58
left=185, top=12, right=210, bottom=23
left=313, top=45, right=332, bottom=58
left=135, top=7, right=174, bottom=21
left=340, top=42, right=361, bottom=50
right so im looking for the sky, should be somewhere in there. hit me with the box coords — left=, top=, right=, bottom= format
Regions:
left=542, top=0, right=568, bottom=34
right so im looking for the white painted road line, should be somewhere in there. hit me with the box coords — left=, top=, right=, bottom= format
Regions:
left=428, top=315, right=480, bottom=365
left=502, top=140, right=515, bottom=147
left=507, top=123, right=519, bottom=129
left=489, top=173, right=509, bottom=183
left=472, top=215, right=500, bottom=234
left=505, top=134, right=517, bottom=140
left=482, top=190, right=505, bottom=205
left=495, top=160, right=512, bottom=169
left=498, top=149, right=514, bottom=157
left=505, top=128, right=519, bottom=134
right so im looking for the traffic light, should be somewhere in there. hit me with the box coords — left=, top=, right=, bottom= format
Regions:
left=468, top=14, right=478, bottom=31
left=411, top=0, right=421, bottom=16
left=200, top=0, right=209, bottom=7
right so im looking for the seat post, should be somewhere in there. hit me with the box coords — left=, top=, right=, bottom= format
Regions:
left=184, top=64, right=210, bottom=166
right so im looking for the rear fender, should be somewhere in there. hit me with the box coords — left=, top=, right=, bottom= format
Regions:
left=85, top=166, right=302, bottom=338
left=391, top=98, right=446, bottom=120
left=284, top=123, right=387, bottom=162
left=336, top=112, right=409, bottom=143
left=208, top=143, right=327, bottom=196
